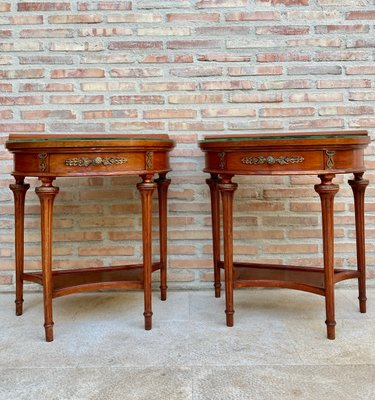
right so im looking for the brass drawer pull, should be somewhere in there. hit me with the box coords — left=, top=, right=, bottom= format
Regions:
left=65, top=156, right=128, bottom=167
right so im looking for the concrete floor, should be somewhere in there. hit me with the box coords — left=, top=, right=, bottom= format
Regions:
left=1, top=287, right=374, bottom=400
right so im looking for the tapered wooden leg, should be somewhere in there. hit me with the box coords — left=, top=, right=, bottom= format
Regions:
left=35, top=177, right=59, bottom=342
left=218, top=175, right=237, bottom=327
left=348, top=172, right=369, bottom=313
left=137, top=175, right=156, bottom=330
left=315, top=174, right=339, bottom=340
left=207, top=174, right=222, bottom=298
left=156, top=173, right=171, bottom=301
left=9, top=177, right=30, bottom=316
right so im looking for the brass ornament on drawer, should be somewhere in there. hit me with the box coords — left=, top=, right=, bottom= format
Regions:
left=241, top=155, right=304, bottom=166
left=145, top=151, right=153, bottom=169
left=218, top=152, right=226, bottom=170
left=64, top=156, right=128, bottom=167
left=325, top=150, right=335, bottom=169
left=38, top=153, right=48, bottom=172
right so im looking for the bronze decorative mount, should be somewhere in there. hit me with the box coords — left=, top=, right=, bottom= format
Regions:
left=65, top=156, right=128, bottom=167
left=241, top=155, right=304, bottom=166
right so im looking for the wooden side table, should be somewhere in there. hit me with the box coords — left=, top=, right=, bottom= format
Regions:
left=199, top=130, right=370, bottom=339
left=6, top=134, right=175, bottom=341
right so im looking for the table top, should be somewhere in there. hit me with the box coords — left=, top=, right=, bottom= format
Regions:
left=199, top=130, right=370, bottom=175
left=6, top=134, right=174, bottom=150
left=200, top=130, right=369, bottom=142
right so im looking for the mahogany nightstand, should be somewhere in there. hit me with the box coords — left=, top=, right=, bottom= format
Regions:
left=6, top=134, right=175, bottom=341
left=199, top=131, right=370, bottom=339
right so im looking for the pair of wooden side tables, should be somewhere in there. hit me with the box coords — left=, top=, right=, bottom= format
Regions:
left=5, top=131, right=370, bottom=341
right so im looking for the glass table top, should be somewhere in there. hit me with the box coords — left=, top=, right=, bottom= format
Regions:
left=199, top=131, right=369, bottom=143
left=6, top=134, right=172, bottom=143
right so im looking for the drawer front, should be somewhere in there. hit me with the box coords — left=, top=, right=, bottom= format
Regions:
left=205, top=148, right=366, bottom=174
left=13, top=150, right=171, bottom=176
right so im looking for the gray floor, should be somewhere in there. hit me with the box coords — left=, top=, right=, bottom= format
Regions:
left=1, top=287, right=375, bottom=400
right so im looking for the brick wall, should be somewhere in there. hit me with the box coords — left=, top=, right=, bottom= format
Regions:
left=1, top=0, right=375, bottom=290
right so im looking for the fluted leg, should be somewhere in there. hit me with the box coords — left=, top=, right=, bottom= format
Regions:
left=207, top=174, right=222, bottom=298
left=9, top=177, right=30, bottom=316
left=219, top=175, right=237, bottom=327
left=156, top=173, right=171, bottom=301
left=137, top=175, right=156, bottom=330
left=348, top=172, right=369, bottom=313
left=315, top=174, right=339, bottom=340
left=35, top=177, right=59, bottom=342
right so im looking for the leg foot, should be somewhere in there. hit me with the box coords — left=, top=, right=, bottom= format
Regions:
left=144, top=311, right=153, bottom=330
left=326, top=321, right=336, bottom=340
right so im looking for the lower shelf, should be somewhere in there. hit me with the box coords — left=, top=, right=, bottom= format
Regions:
left=218, top=261, right=359, bottom=295
left=23, top=263, right=161, bottom=298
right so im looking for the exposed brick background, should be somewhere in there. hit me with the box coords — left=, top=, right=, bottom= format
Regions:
left=1, top=0, right=375, bottom=291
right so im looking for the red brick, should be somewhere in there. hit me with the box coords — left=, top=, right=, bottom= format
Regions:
left=10, top=16, right=43, bottom=24
left=18, top=2, right=70, bottom=11
left=196, top=26, right=250, bottom=35
left=287, top=65, right=341, bottom=75
left=319, top=106, right=374, bottom=116
left=201, top=108, right=256, bottom=118
left=289, top=119, right=344, bottom=130
left=346, top=66, right=375, bottom=75
left=256, top=26, right=309, bottom=35
left=79, top=28, right=132, bottom=37
left=315, top=24, right=369, bottom=34
left=140, top=82, right=196, bottom=91
left=347, top=39, right=375, bottom=48
left=111, top=68, right=163, bottom=78
left=144, top=109, right=196, bottom=119
left=288, top=38, right=341, bottom=47
left=257, top=52, right=310, bottom=62
left=230, top=93, right=283, bottom=103
left=0, top=84, right=12, bottom=92
left=0, top=123, right=44, bottom=132
left=0, top=96, right=43, bottom=105
left=49, top=123, right=105, bottom=132
left=225, top=12, right=280, bottom=21
left=111, top=121, right=164, bottom=131
left=0, top=3, right=11, bottom=11
left=346, top=11, right=375, bottom=20
left=314, top=51, right=369, bottom=61
left=51, top=69, right=105, bottom=79
left=167, top=40, right=221, bottom=49
left=111, top=95, right=165, bottom=105
left=19, top=56, right=74, bottom=64
left=49, top=15, right=103, bottom=24
left=20, top=83, right=73, bottom=92
left=0, top=110, right=12, bottom=119
left=167, top=13, right=220, bottom=22
left=260, top=80, right=314, bottom=90
left=0, top=69, right=44, bottom=79
left=257, top=0, right=308, bottom=4
left=169, top=94, right=223, bottom=104
left=317, top=79, right=371, bottom=89
left=79, top=1, right=132, bottom=10
left=197, top=0, right=248, bottom=7
left=198, top=54, right=251, bottom=62
left=229, top=120, right=284, bottom=130
left=109, top=41, right=163, bottom=50
left=289, top=93, right=343, bottom=102
left=50, top=95, right=104, bottom=104
left=21, top=110, right=76, bottom=119
left=83, top=110, right=138, bottom=119
left=169, top=121, right=224, bottom=131
left=200, top=80, right=252, bottom=90
left=260, top=107, right=315, bottom=117
left=0, top=30, right=11, bottom=37
left=349, top=92, right=375, bottom=101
